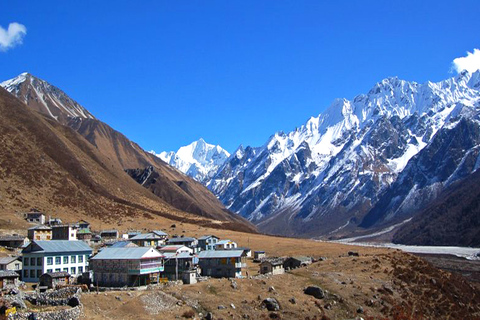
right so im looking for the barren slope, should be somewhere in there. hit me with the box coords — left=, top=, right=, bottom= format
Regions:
left=1, top=73, right=255, bottom=232
left=0, top=88, right=253, bottom=232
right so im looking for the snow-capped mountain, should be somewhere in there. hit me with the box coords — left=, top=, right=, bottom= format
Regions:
left=1, top=72, right=95, bottom=124
left=151, top=138, right=230, bottom=183
left=208, top=70, right=480, bottom=238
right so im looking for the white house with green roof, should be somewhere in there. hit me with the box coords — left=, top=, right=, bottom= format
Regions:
left=21, top=240, right=92, bottom=282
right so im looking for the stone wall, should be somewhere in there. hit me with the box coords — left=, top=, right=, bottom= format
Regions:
left=8, top=305, right=82, bottom=320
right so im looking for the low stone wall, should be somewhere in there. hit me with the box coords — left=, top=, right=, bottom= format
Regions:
left=27, top=287, right=81, bottom=306
left=94, top=280, right=182, bottom=292
left=8, top=305, right=82, bottom=320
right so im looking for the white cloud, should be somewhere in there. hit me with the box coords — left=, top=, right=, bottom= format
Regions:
left=452, top=48, right=480, bottom=74
left=0, top=22, right=27, bottom=52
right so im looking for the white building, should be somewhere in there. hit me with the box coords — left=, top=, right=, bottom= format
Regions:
left=22, top=240, right=92, bottom=282
left=215, top=240, right=238, bottom=250
left=157, top=245, right=193, bottom=255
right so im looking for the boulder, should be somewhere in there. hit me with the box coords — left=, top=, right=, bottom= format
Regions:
left=262, top=298, right=281, bottom=311
left=304, top=286, right=325, bottom=299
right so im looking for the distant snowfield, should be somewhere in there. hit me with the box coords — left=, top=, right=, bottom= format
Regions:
left=327, top=240, right=480, bottom=260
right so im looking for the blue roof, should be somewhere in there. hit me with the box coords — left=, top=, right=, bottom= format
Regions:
left=152, top=230, right=168, bottom=236
left=109, top=241, right=136, bottom=248
left=168, top=237, right=196, bottom=243
left=130, top=233, right=165, bottom=241
left=91, top=247, right=162, bottom=260
left=198, top=235, right=219, bottom=241
left=198, top=250, right=245, bottom=259
left=22, top=240, right=92, bottom=254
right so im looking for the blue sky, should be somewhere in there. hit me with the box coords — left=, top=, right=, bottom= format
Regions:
left=1, top=1, right=480, bottom=153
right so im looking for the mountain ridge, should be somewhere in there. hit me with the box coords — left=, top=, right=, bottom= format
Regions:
left=207, top=70, right=480, bottom=241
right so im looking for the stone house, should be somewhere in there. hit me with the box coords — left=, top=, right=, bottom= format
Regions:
left=0, top=271, right=20, bottom=289
left=259, top=258, right=285, bottom=275
left=283, top=256, right=312, bottom=270
left=0, top=235, right=29, bottom=249
left=39, top=271, right=70, bottom=289
left=27, top=225, right=52, bottom=241
left=99, top=230, right=119, bottom=240
left=77, top=228, right=92, bottom=242
left=0, top=257, right=22, bottom=274
left=198, top=250, right=247, bottom=278
left=25, top=211, right=46, bottom=224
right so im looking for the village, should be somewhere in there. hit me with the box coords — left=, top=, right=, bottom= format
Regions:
left=0, top=210, right=318, bottom=319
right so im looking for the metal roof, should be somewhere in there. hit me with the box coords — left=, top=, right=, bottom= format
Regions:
left=109, top=241, right=137, bottom=248
left=130, top=233, right=164, bottom=241
left=261, top=258, right=285, bottom=266
left=216, top=239, right=236, bottom=245
left=151, top=230, right=168, bottom=236
left=43, top=271, right=70, bottom=278
left=91, top=247, right=162, bottom=260
left=0, top=270, right=19, bottom=278
left=198, top=235, right=219, bottom=240
left=0, top=235, right=27, bottom=241
left=198, top=250, right=245, bottom=259
left=288, top=256, right=312, bottom=262
left=100, top=229, right=118, bottom=234
left=168, top=237, right=196, bottom=243
left=163, top=252, right=193, bottom=259
left=22, top=240, right=92, bottom=254
left=28, top=225, right=52, bottom=231
left=0, top=256, right=20, bottom=265
left=158, top=245, right=185, bottom=251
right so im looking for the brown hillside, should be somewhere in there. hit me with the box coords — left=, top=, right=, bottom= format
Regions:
left=0, top=87, right=254, bottom=233
left=2, top=73, right=255, bottom=232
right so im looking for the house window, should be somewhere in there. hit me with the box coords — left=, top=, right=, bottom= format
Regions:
left=15, top=263, right=20, bottom=270
left=63, top=268, right=68, bottom=272
left=63, top=256, right=68, bottom=264
left=78, top=266, right=83, bottom=273
left=71, top=267, right=76, bottom=274
left=30, top=270, right=35, bottom=278
left=37, top=270, right=42, bottom=278
left=47, top=257, right=53, bottom=265
left=30, top=257, right=36, bottom=266
left=24, top=258, right=29, bottom=266
left=55, top=268, right=61, bottom=272
left=71, top=256, right=76, bottom=263
left=55, top=257, right=61, bottom=265
left=47, top=269, right=53, bottom=273
left=78, top=255, right=84, bottom=263
left=37, top=257, right=42, bottom=266
left=24, top=270, right=28, bottom=277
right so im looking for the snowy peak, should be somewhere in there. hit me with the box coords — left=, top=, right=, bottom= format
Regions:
left=1, top=72, right=95, bottom=124
left=209, top=72, right=480, bottom=238
left=151, top=138, right=230, bottom=183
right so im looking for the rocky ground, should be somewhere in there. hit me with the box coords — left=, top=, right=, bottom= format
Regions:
left=80, top=244, right=480, bottom=320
